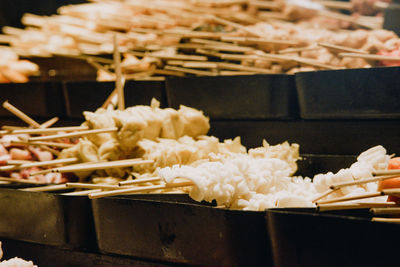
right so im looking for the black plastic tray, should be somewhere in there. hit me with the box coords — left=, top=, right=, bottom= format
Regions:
left=295, top=67, right=400, bottom=119
left=0, top=188, right=96, bottom=249
left=92, top=194, right=271, bottom=267
left=266, top=208, right=400, bottom=267
left=0, top=81, right=65, bottom=117
left=29, top=56, right=97, bottom=82
left=166, top=74, right=298, bottom=120
left=63, top=79, right=166, bottom=118
left=384, top=4, right=400, bottom=35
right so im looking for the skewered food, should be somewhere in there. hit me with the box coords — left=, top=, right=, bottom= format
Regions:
left=0, top=0, right=398, bottom=79
left=0, top=47, right=38, bottom=83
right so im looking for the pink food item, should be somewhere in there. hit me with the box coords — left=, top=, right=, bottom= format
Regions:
left=378, top=50, right=400, bottom=66
left=9, top=148, right=32, bottom=160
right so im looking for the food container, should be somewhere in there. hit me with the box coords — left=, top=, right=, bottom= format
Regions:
left=210, top=120, right=400, bottom=156
left=29, top=56, right=97, bottom=82
left=92, top=194, right=272, bottom=266
left=266, top=208, right=400, bottom=267
left=63, top=79, right=166, bottom=118
left=295, top=67, right=400, bottom=119
left=166, top=74, right=298, bottom=120
left=0, top=188, right=96, bottom=249
left=384, top=4, right=400, bottom=36
left=0, top=81, right=65, bottom=117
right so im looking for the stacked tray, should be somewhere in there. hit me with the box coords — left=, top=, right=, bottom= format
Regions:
left=295, top=67, right=400, bottom=119
left=166, top=74, right=298, bottom=120
left=266, top=208, right=400, bottom=267
left=91, top=194, right=272, bottom=267
left=0, top=188, right=96, bottom=250
left=63, top=79, right=166, bottom=118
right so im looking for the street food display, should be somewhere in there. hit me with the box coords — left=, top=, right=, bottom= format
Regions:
left=0, top=0, right=399, bottom=80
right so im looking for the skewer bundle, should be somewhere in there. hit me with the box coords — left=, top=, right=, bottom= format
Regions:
left=0, top=0, right=398, bottom=80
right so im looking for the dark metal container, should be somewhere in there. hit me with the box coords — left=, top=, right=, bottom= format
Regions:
left=0, top=81, right=65, bottom=117
left=266, top=208, right=400, bottom=267
left=0, top=188, right=96, bottom=249
left=166, top=74, right=298, bottom=120
left=63, top=79, right=166, bottom=118
left=92, top=194, right=271, bottom=267
left=295, top=67, right=400, bottom=119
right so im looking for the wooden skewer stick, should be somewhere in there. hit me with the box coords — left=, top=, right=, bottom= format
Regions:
left=61, top=189, right=102, bottom=196
left=220, top=36, right=299, bottom=46
left=318, top=43, right=368, bottom=54
left=28, top=127, right=118, bottom=142
left=88, top=181, right=193, bottom=199
left=382, top=188, right=400, bottom=197
left=31, top=159, right=154, bottom=175
left=217, top=62, right=275, bottom=74
left=247, top=0, right=282, bottom=10
left=0, top=157, right=78, bottom=172
left=371, top=217, right=400, bottom=223
left=278, top=46, right=319, bottom=54
left=1, top=126, right=27, bottom=130
left=101, top=88, right=118, bottom=109
left=371, top=207, right=400, bottom=216
left=0, top=177, right=46, bottom=185
left=66, top=182, right=131, bottom=190
left=119, top=177, right=162, bottom=186
left=164, top=65, right=217, bottom=76
left=373, top=170, right=400, bottom=176
left=209, top=15, right=262, bottom=38
left=113, top=34, right=125, bottom=111
left=7, top=160, right=33, bottom=165
left=2, top=101, right=41, bottom=128
left=314, top=0, right=352, bottom=10
left=40, top=117, right=59, bottom=128
left=339, top=53, right=400, bottom=61
left=182, top=62, right=219, bottom=69
left=312, top=188, right=339, bottom=203
left=0, top=125, right=89, bottom=135
left=318, top=202, right=398, bottom=212
left=316, top=191, right=384, bottom=205
left=330, top=175, right=400, bottom=190
left=20, top=184, right=67, bottom=192
left=10, top=140, right=75, bottom=149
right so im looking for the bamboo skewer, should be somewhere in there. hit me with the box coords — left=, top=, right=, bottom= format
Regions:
left=314, top=0, right=352, bottom=10
left=371, top=218, right=400, bottom=224
left=330, top=175, right=400, bottom=190
left=164, top=65, right=217, bottom=76
left=7, top=160, right=33, bottom=165
left=318, top=43, right=368, bottom=54
left=88, top=181, right=193, bottom=199
left=220, top=36, right=299, bottom=46
left=20, top=184, right=67, bottom=192
left=373, top=170, right=400, bottom=176
left=30, top=159, right=154, bottom=175
left=40, top=117, right=59, bottom=128
left=0, top=157, right=78, bottom=172
left=371, top=207, right=400, bottom=216
left=9, top=140, right=75, bottom=149
left=316, top=192, right=384, bottom=205
left=66, top=182, right=131, bottom=190
left=217, top=62, right=274, bottom=74
left=28, top=127, right=118, bottom=141
left=0, top=125, right=89, bottom=135
left=119, top=177, right=162, bottom=186
left=339, top=53, right=400, bottom=61
left=113, top=34, right=125, bottom=111
left=318, top=202, right=398, bottom=212
left=0, top=177, right=46, bottom=185
left=312, top=188, right=339, bottom=203
left=2, top=101, right=41, bottom=128
left=61, top=189, right=102, bottom=196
